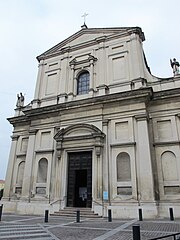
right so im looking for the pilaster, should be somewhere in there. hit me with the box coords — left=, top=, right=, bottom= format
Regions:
left=3, top=135, right=19, bottom=199
left=102, top=120, right=109, bottom=201
left=34, top=60, right=44, bottom=100
left=135, top=114, right=155, bottom=202
left=96, top=39, right=106, bottom=86
left=21, top=129, right=37, bottom=199
left=68, top=64, right=75, bottom=98
left=89, top=60, right=94, bottom=90
left=95, top=148, right=103, bottom=199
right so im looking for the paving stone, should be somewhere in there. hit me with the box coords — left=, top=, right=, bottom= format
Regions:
left=50, top=227, right=107, bottom=240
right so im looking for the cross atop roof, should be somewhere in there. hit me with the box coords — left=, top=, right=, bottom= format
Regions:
left=81, top=12, right=88, bottom=25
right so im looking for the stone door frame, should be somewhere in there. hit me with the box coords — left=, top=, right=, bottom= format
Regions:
left=54, top=123, right=105, bottom=209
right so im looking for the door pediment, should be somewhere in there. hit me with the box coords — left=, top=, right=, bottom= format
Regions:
left=54, top=124, right=105, bottom=159
left=54, top=123, right=105, bottom=142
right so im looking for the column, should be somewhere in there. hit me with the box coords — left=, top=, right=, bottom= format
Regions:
left=50, top=128, right=59, bottom=201
left=3, top=135, right=19, bottom=199
left=21, top=130, right=37, bottom=199
left=135, top=114, right=155, bottom=201
left=95, top=146, right=103, bottom=199
left=102, top=120, right=109, bottom=201
left=60, top=150, right=66, bottom=208
left=54, top=141, right=63, bottom=201
left=54, top=157, right=61, bottom=200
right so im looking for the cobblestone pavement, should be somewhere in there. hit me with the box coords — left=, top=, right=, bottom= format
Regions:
left=0, top=214, right=180, bottom=240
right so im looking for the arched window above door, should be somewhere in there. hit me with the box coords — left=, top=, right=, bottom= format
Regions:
left=77, top=71, right=90, bottom=95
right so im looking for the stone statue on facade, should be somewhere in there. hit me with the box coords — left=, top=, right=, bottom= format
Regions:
left=170, top=58, right=180, bottom=76
left=16, top=92, right=24, bottom=107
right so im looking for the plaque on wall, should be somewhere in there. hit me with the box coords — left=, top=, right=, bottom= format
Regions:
left=36, top=187, right=46, bottom=195
left=103, top=191, right=108, bottom=200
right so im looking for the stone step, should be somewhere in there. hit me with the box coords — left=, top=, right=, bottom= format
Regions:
left=53, top=211, right=98, bottom=216
left=51, top=207, right=101, bottom=218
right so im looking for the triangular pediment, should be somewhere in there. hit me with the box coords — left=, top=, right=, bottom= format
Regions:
left=37, top=27, right=144, bottom=61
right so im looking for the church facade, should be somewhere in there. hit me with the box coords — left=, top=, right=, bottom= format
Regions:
left=2, top=26, right=180, bottom=218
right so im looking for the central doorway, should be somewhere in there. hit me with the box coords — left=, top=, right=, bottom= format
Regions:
left=67, top=151, right=92, bottom=208
left=75, top=169, right=87, bottom=207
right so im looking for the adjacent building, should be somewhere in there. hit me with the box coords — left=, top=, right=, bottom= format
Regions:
left=0, top=180, right=5, bottom=191
left=0, top=180, right=5, bottom=200
left=2, top=25, right=180, bottom=218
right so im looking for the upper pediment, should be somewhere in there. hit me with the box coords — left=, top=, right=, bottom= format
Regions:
left=37, top=27, right=144, bottom=61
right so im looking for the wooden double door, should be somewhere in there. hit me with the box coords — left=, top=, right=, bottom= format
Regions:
left=67, top=151, right=92, bottom=208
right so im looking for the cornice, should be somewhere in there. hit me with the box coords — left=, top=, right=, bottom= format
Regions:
left=110, top=142, right=136, bottom=147
left=7, top=87, right=153, bottom=125
left=153, top=141, right=180, bottom=146
left=28, top=129, right=38, bottom=135
left=134, top=113, right=149, bottom=121
left=69, top=54, right=97, bottom=67
left=23, top=87, right=153, bottom=119
left=102, top=119, right=110, bottom=126
left=11, top=135, right=20, bottom=141
left=35, top=149, right=54, bottom=154
left=16, top=153, right=26, bottom=157
left=152, top=88, right=180, bottom=100
left=7, top=115, right=29, bottom=126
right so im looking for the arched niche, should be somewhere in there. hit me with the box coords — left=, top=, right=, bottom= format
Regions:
left=16, top=161, right=25, bottom=185
left=116, top=152, right=131, bottom=182
left=161, top=151, right=178, bottom=181
left=37, top=158, right=48, bottom=183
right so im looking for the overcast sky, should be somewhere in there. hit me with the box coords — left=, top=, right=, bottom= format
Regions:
left=0, top=0, right=180, bottom=179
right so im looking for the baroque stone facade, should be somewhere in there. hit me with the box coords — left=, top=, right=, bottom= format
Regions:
left=2, top=26, right=180, bottom=218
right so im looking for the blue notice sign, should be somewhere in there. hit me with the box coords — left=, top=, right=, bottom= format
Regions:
left=103, top=191, right=108, bottom=200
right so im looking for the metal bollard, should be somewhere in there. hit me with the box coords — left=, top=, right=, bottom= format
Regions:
left=0, top=204, right=3, bottom=221
left=76, top=210, right=80, bottom=223
left=169, top=208, right=174, bottom=221
left=138, top=208, right=143, bottom=221
left=44, top=210, right=49, bottom=223
left=108, top=209, right=112, bottom=222
left=133, top=225, right=141, bottom=240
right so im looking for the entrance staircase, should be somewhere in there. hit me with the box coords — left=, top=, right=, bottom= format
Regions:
left=51, top=207, right=101, bottom=218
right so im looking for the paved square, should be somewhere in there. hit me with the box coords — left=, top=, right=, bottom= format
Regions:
left=0, top=214, right=180, bottom=240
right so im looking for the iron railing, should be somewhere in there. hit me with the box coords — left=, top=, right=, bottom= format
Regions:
left=148, top=232, right=180, bottom=240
